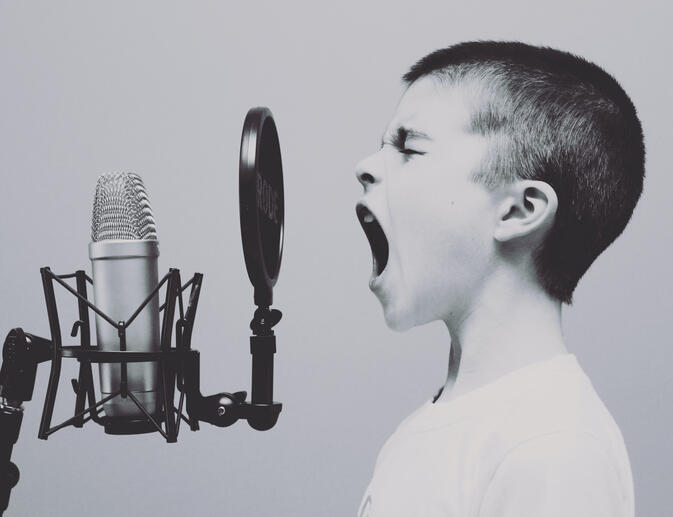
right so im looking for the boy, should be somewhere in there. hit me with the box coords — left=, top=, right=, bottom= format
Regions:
left=355, top=41, right=643, bottom=517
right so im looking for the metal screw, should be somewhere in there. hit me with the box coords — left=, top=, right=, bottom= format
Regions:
left=217, top=406, right=226, bottom=416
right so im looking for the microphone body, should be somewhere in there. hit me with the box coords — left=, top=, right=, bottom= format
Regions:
left=89, top=172, right=160, bottom=421
left=89, top=240, right=160, bottom=417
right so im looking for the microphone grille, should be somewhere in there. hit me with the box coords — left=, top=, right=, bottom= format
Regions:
left=91, top=173, right=158, bottom=242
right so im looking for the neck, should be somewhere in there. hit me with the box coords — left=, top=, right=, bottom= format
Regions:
left=436, top=270, right=566, bottom=403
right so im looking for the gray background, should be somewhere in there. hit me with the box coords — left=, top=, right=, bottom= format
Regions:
left=0, top=1, right=670, bottom=515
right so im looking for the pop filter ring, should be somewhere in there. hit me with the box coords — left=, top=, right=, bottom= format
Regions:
left=239, top=107, right=284, bottom=308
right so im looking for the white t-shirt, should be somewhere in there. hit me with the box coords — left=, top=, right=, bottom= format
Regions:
left=357, top=354, right=633, bottom=517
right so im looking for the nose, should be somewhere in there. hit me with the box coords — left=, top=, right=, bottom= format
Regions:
left=355, top=152, right=382, bottom=189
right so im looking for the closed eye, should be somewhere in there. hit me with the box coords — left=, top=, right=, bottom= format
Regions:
left=382, top=126, right=427, bottom=158
left=399, top=147, right=424, bottom=156
left=380, top=140, right=425, bottom=157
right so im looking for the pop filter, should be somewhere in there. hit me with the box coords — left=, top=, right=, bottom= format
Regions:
left=239, top=107, right=284, bottom=308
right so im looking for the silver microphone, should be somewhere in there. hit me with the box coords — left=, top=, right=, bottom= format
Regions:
left=89, top=173, right=160, bottom=420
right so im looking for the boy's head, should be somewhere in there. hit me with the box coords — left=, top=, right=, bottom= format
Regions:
left=356, top=41, right=644, bottom=330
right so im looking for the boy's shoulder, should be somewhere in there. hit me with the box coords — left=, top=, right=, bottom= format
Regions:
left=476, top=354, right=635, bottom=516
left=496, top=354, right=619, bottom=439
left=379, top=354, right=629, bottom=473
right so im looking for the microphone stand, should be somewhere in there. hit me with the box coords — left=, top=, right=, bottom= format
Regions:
left=0, top=329, right=53, bottom=514
left=0, top=402, right=21, bottom=514
left=0, top=267, right=282, bottom=515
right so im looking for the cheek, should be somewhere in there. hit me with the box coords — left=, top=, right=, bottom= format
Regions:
left=394, top=184, right=494, bottom=289
left=389, top=176, right=482, bottom=252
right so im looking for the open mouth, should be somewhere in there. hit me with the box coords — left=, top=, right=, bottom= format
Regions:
left=356, top=203, right=389, bottom=276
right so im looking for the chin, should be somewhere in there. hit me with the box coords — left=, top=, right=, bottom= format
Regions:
left=381, top=294, right=445, bottom=332
left=381, top=302, right=419, bottom=332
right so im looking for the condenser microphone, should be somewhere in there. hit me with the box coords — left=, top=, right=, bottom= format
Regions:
left=89, top=173, right=160, bottom=428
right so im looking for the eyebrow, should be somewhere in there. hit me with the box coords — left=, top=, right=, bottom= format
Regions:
left=380, top=126, right=432, bottom=148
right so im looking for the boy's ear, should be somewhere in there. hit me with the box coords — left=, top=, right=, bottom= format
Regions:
left=493, top=180, right=558, bottom=243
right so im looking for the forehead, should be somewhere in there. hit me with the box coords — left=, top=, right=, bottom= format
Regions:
left=387, top=76, right=474, bottom=137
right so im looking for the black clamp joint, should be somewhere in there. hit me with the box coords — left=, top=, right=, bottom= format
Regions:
left=195, top=391, right=248, bottom=428
left=249, top=307, right=282, bottom=336
left=244, top=306, right=282, bottom=431
left=0, top=329, right=52, bottom=403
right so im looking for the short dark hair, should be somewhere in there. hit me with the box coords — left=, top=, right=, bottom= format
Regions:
left=404, top=41, right=645, bottom=304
